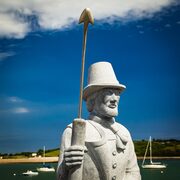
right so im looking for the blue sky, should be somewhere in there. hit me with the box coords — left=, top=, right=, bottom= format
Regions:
left=0, top=1, right=180, bottom=153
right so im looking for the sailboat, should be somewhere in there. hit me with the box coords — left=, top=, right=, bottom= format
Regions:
left=142, top=136, right=167, bottom=169
left=22, top=170, right=39, bottom=176
left=37, top=146, right=55, bottom=172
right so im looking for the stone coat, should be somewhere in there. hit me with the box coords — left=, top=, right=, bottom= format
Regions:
left=57, top=116, right=141, bottom=180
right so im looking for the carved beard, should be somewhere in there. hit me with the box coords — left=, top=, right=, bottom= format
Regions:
left=98, top=102, right=118, bottom=118
left=94, top=95, right=119, bottom=119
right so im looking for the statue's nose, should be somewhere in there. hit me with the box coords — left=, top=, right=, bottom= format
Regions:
left=111, top=93, right=118, bottom=100
left=110, top=99, right=117, bottom=104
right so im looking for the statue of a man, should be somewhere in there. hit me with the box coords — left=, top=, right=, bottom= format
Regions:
left=57, top=62, right=141, bottom=180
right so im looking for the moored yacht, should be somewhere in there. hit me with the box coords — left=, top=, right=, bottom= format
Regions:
left=142, top=136, right=167, bottom=169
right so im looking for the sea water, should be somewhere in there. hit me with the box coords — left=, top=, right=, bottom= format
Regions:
left=139, top=159, right=180, bottom=180
left=0, top=160, right=179, bottom=180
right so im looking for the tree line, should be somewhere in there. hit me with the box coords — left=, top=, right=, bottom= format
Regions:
left=0, top=140, right=180, bottom=158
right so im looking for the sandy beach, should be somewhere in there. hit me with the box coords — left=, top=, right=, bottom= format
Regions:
left=0, top=156, right=180, bottom=164
left=0, top=157, right=58, bottom=164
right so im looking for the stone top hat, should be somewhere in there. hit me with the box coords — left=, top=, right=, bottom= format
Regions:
left=83, top=61, right=126, bottom=100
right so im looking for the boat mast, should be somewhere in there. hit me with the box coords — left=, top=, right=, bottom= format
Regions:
left=43, top=146, right=45, bottom=165
left=142, top=137, right=150, bottom=166
left=150, top=136, right=153, bottom=164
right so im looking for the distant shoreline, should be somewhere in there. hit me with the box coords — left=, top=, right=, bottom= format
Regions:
left=0, top=156, right=180, bottom=164
left=0, top=157, right=58, bottom=164
left=137, top=156, right=180, bottom=160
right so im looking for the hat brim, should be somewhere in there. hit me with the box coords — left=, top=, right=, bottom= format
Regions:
left=83, top=83, right=126, bottom=101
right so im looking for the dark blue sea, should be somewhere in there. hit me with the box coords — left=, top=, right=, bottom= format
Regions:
left=0, top=160, right=180, bottom=180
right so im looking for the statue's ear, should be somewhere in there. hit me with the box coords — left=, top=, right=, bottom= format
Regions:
left=86, top=97, right=95, bottom=112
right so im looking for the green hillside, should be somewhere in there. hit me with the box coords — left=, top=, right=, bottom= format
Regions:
left=45, top=148, right=60, bottom=157
left=134, top=139, right=180, bottom=157
left=1, top=139, right=180, bottom=158
left=43, top=139, right=180, bottom=157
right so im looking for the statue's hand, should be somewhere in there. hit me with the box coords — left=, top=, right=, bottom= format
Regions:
left=64, top=145, right=87, bottom=168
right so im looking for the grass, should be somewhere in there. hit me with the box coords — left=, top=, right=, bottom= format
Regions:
left=45, top=149, right=60, bottom=157
left=1, top=140, right=180, bottom=159
left=134, top=139, right=180, bottom=157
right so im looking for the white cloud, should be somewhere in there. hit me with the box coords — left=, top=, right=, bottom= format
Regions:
left=0, top=12, right=29, bottom=38
left=0, top=95, right=25, bottom=104
left=0, top=0, right=179, bottom=38
left=136, top=25, right=143, bottom=29
left=0, top=96, right=29, bottom=114
left=139, top=31, right=144, bottom=34
left=13, top=107, right=29, bottom=114
left=7, top=96, right=23, bottom=103
left=165, top=23, right=171, bottom=27
left=0, top=51, right=15, bottom=61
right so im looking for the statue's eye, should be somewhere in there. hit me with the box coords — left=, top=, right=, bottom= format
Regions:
left=106, top=90, right=113, bottom=95
left=103, top=89, right=120, bottom=96
left=107, top=90, right=119, bottom=96
left=114, top=90, right=120, bottom=96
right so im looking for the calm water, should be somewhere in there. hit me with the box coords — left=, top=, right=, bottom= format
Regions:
left=0, top=160, right=180, bottom=180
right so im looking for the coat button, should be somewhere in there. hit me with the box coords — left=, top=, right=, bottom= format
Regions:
left=112, top=151, right=116, bottom=156
left=112, top=176, right=116, bottom=180
left=112, top=163, right=117, bottom=169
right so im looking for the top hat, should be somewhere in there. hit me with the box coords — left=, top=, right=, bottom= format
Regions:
left=83, top=62, right=126, bottom=100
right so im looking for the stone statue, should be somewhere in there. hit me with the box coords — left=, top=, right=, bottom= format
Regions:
left=57, top=62, right=141, bottom=180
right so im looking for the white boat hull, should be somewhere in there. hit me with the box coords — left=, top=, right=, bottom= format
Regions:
left=142, top=136, right=167, bottom=169
left=22, top=170, right=39, bottom=176
left=37, top=146, right=55, bottom=172
left=142, top=164, right=167, bottom=169
left=37, top=167, right=55, bottom=172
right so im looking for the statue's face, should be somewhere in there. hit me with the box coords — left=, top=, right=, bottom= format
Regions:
left=94, top=89, right=120, bottom=119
